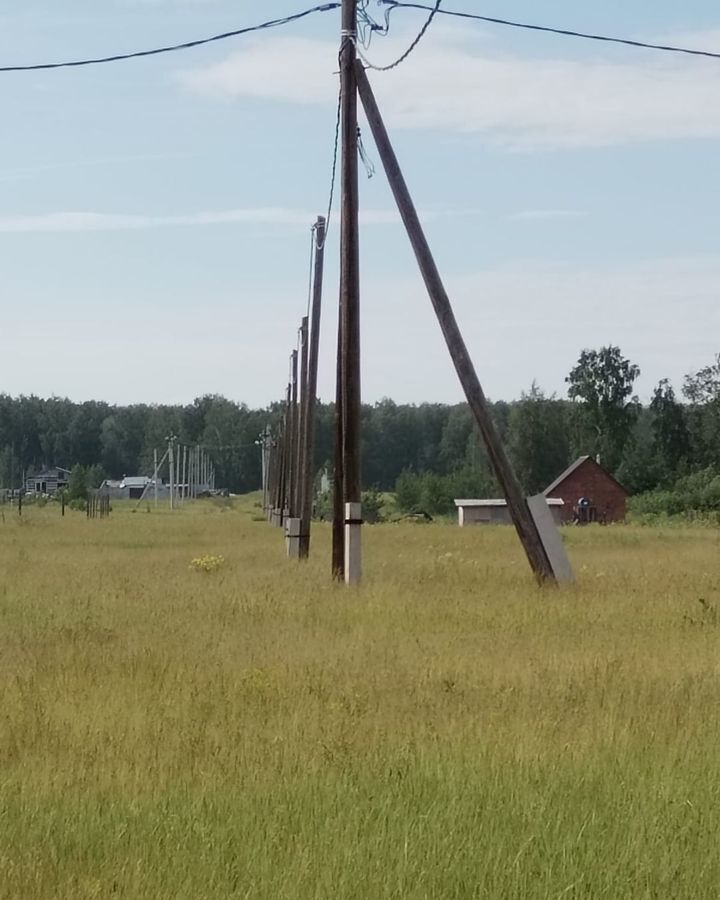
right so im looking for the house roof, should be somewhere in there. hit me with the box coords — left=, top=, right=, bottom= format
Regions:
left=28, top=466, right=71, bottom=478
left=543, top=456, right=629, bottom=497
left=455, top=498, right=564, bottom=508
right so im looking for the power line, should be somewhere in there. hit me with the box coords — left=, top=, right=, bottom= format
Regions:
left=0, top=4, right=340, bottom=73
left=380, top=1, right=720, bottom=61
left=359, top=0, right=441, bottom=71
left=315, top=77, right=342, bottom=251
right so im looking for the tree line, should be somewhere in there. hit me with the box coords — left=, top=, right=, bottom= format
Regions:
left=1, top=347, right=719, bottom=516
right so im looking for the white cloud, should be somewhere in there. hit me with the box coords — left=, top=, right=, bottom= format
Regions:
left=0, top=207, right=409, bottom=233
left=179, top=29, right=720, bottom=148
left=508, top=210, right=587, bottom=222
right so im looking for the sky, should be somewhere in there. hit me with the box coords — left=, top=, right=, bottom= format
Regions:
left=1, top=0, right=719, bottom=408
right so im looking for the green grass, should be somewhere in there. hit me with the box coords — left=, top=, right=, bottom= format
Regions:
left=1, top=499, right=719, bottom=898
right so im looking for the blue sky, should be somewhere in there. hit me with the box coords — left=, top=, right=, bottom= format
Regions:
left=1, top=0, right=719, bottom=406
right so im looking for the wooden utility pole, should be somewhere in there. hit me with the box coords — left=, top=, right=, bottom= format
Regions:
left=355, top=62, right=559, bottom=583
left=168, top=439, right=175, bottom=510
left=260, top=425, right=271, bottom=515
left=295, top=317, right=309, bottom=518
left=279, top=382, right=292, bottom=521
left=182, top=444, right=187, bottom=503
left=288, top=350, right=299, bottom=515
left=339, top=0, right=362, bottom=584
left=332, top=309, right=345, bottom=579
left=300, top=216, right=326, bottom=559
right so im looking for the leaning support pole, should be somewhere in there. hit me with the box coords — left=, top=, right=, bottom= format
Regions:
left=356, top=62, right=564, bottom=585
left=299, top=217, right=326, bottom=559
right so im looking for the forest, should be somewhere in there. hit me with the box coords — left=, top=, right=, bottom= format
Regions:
left=1, top=347, right=719, bottom=517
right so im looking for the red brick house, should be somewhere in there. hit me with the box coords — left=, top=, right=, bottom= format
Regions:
left=543, top=456, right=629, bottom=524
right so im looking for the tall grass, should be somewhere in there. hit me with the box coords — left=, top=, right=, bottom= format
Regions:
left=1, top=499, right=719, bottom=898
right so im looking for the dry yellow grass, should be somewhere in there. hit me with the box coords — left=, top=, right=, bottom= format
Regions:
left=0, top=497, right=719, bottom=898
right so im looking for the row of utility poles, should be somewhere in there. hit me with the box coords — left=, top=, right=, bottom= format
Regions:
left=138, top=439, right=215, bottom=510
left=264, top=216, right=326, bottom=560
left=263, top=0, right=572, bottom=586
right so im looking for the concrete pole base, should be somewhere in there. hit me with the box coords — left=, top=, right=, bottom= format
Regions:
left=286, top=517, right=302, bottom=559
left=344, top=502, right=362, bottom=585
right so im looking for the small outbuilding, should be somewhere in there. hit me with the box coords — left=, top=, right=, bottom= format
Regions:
left=455, top=498, right=564, bottom=527
left=544, top=456, right=629, bottom=524
left=101, top=476, right=165, bottom=501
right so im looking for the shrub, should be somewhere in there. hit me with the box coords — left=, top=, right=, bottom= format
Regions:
left=361, top=488, right=385, bottom=524
left=189, top=555, right=225, bottom=573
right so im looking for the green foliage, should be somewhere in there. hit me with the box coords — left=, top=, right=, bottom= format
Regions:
left=67, top=465, right=88, bottom=502
left=1, top=349, right=720, bottom=504
left=85, top=464, right=106, bottom=491
left=683, top=353, right=720, bottom=404
left=395, top=469, right=423, bottom=513
left=566, top=345, right=640, bottom=472
left=509, top=382, right=570, bottom=494
left=69, top=497, right=87, bottom=512
left=630, top=467, right=720, bottom=518
left=394, top=466, right=499, bottom=517
left=361, top=488, right=385, bottom=524
left=650, top=379, right=690, bottom=480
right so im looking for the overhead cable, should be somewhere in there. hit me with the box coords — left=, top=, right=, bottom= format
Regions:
left=0, top=4, right=340, bottom=73
left=359, top=0, right=441, bottom=71
left=315, top=78, right=342, bottom=251
left=380, top=1, right=720, bottom=61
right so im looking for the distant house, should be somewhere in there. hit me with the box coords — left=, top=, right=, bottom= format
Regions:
left=455, top=498, right=564, bottom=527
left=26, top=466, right=71, bottom=496
left=544, top=456, right=629, bottom=524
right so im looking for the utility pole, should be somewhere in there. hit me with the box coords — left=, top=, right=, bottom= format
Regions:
left=332, top=297, right=345, bottom=579
left=295, top=317, right=309, bottom=517
left=339, top=0, right=362, bottom=584
left=181, top=445, right=187, bottom=503
left=192, top=446, right=197, bottom=499
left=167, top=436, right=175, bottom=511
left=288, top=350, right=299, bottom=516
left=280, top=382, right=292, bottom=522
left=355, top=63, right=567, bottom=584
left=260, top=426, right=271, bottom=515
left=300, top=216, right=326, bottom=559
left=154, top=449, right=158, bottom=509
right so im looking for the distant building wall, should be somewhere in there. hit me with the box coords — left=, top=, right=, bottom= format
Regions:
left=547, top=459, right=627, bottom=523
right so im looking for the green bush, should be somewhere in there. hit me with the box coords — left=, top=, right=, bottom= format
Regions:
left=361, top=488, right=385, bottom=524
left=630, top=467, right=720, bottom=519
left=69, top=498, right=87, bottom=512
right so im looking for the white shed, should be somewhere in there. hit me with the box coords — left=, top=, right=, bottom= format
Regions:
left=454, top=498, right=564, bottom=527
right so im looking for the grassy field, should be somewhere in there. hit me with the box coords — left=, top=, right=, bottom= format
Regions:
left=1, top=497, right=719, bottom=899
